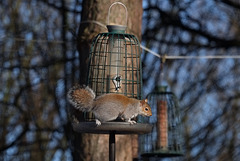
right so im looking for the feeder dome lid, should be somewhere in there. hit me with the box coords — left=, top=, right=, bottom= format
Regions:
left=107, top=25, right=127, bottom=33
left=155, top=85, right=168, bottom=93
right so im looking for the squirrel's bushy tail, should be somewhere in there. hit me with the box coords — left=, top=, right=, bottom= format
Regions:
left=67, top=85, right=96, bottom=112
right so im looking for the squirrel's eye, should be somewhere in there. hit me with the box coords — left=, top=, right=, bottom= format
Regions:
left=145, top=108, right=149, bottom=111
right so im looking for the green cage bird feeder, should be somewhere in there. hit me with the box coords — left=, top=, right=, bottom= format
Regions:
left=71, top=3, right=152, bottom=161
left=85, top=2, right=142, bottom=121
left=140, top=86, right=184, bottom=158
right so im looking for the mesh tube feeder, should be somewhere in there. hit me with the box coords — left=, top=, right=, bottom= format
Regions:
left=140, top=86, right=184, bottom=158
left=85, top=2, right=142, bottom=121
left=87, top=29, right=142, bottom=97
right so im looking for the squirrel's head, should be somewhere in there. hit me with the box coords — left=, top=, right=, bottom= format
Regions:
left=139, top=99, right=152, bottom=116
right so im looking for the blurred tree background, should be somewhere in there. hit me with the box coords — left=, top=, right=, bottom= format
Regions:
left=0, top=0, right=240, bottom=161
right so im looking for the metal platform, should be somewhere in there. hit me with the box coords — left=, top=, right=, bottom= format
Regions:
left=72, top=121, right=153, bottom=134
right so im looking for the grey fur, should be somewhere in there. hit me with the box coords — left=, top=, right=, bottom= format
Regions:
left=92, top=96, right=141, bottom=123
left=67, top=85, right=149, bottom=125
left=67, top=85, right=95, bottom=112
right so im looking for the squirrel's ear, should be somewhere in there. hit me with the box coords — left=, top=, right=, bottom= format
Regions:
left=145, top=99, right=148, bottom=103
left=140, top=100, right=145, bottom=106
left=140, top=99, right=148, bottom=106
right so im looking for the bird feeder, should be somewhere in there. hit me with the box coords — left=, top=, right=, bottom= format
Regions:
left=71, top=3, right=152, bottom=161
left=140, top=86, right=184, bottom=158
left=86, top=3, right=142, bottom=103
left=84, top=2, right=142, bottom=122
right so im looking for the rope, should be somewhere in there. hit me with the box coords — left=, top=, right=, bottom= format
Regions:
left=2, top=20, right=240, bottom=60
left=141, top=45, right=240, bottom=59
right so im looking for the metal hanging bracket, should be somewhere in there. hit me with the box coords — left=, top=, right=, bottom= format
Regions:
left=107, top=2, right=128, bottom=33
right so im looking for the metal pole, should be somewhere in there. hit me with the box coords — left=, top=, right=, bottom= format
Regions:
left=109, top=132, right=115, bottom=161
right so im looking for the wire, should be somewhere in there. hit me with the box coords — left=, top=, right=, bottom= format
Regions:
left=140, top=45, right=161, bottom=58
left=2, top=20, right=240, bottom=60
left=81, top=20, right=240, bottom=60
left=141, top=45, right=240, bottom=59
left=164, top=55, right=240, bottom=59
left=80, top=20, right=107, bottom=30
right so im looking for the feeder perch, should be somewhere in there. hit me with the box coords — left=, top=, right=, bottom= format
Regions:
left=140, top=86, right=184, bottom=158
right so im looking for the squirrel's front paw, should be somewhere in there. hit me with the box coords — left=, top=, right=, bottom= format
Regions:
left=96, top=119, right=101, bottom=126
left=127, top=119, right=136, bottom=125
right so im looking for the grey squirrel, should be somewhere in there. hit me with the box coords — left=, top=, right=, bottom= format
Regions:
left=67, top=85, right=152, bottom=126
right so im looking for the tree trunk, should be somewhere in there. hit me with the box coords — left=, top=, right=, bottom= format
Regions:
left=73, top=0, right=143, bottom=161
